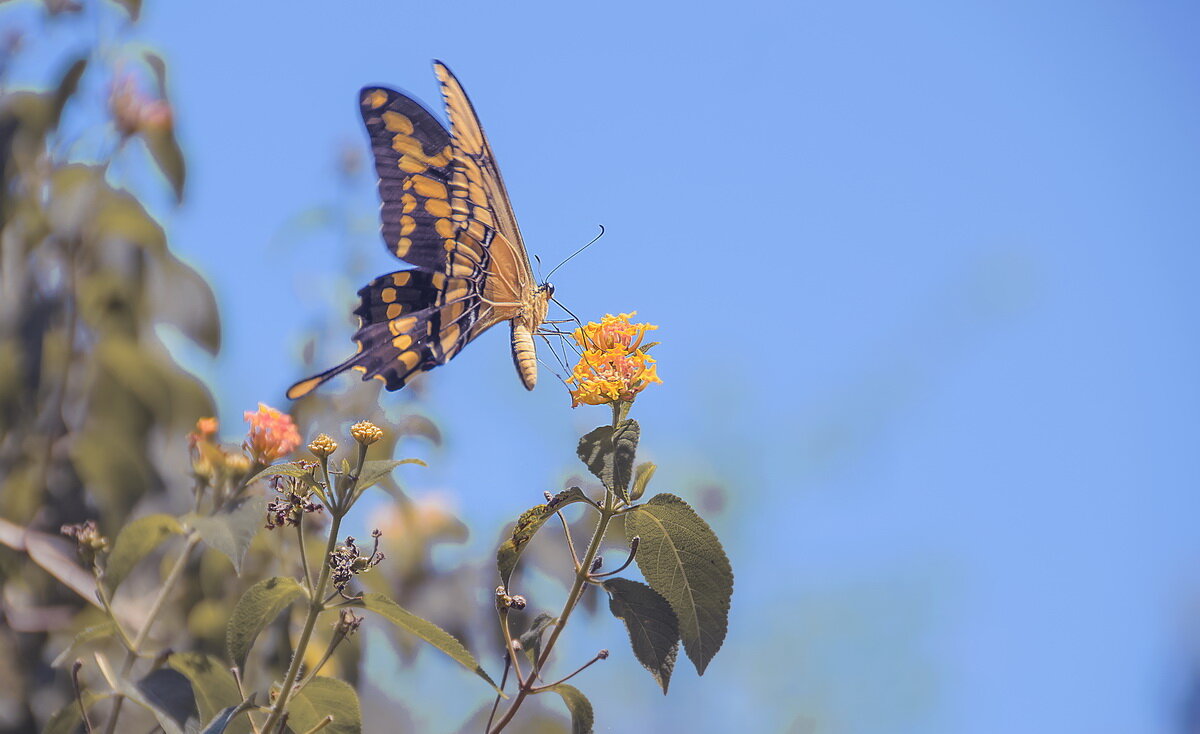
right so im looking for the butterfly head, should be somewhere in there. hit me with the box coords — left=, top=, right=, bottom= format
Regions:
left=538, top=282, right=555, bottom=299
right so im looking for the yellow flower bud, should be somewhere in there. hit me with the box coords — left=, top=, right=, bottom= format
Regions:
left=308, top=433, right=338, bottom=459
left=350, top=420, right=383, bottom=446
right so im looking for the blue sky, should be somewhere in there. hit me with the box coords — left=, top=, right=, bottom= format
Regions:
left=11, top=0, right=1200, bottom=731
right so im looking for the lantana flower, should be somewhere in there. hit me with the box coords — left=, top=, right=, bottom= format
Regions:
left=243, top=403, right=301, bottom=463
left=567, top=312, right=662, bottom=407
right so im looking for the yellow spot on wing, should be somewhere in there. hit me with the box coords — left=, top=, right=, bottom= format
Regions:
left=425, top=198, right=451, bottom=217
left=363, top=90, right=388, bottom=109
left=399, top=215, right=416, bottom=236
left=382, top=111, right=414, bottom=134
left=381, top=287, right=396, bottom=303
left=413, top=177, right=448, bottom=199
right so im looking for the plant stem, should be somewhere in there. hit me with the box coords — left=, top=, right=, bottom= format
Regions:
left=102, top=532, right=201, bottom=734
left=260, top=511, right=343, bottom=734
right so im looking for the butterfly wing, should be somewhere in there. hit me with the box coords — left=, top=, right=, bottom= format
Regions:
left=287, top=65, right=542, bottom=400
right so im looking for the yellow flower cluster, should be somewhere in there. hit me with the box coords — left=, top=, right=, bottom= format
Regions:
left=308, top=433, right=338, bottom=459
left=567, top=312, right=661, bottom=407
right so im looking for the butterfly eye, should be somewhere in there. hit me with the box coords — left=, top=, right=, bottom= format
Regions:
left=545, top=283, right=555, bottom=298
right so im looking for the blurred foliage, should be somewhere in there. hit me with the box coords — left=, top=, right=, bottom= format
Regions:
left=0, top=0, right=216, bottom=730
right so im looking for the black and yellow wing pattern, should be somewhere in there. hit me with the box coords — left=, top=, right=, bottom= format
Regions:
left=287, top=61, right=551, bottom=400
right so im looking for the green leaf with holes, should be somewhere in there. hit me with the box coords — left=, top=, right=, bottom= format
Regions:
left=497, top=487, right=590, bottom=586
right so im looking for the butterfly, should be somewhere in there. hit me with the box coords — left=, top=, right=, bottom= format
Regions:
left=287, top=61, right=553, bottom=400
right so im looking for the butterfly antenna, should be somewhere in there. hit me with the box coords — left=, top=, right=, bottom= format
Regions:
left=534, top=254, right=544, bottom=283
left=544, top=225, right=605, bottom=283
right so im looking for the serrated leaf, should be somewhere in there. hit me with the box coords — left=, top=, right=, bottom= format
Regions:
left=354, top=592, right=499, bottom=692
left=103, top=513, right=182, bottom=594
left=136, top=668, right=198, bottom=732
left=226, top=576, right=306, bottom=670
left=51, top=621, right=116, bottom=668
left=288, top=676, right=361, bottom=734
left=576, top=420, right=639, bottom=501
left=625, top=494, right=733, bottom=675
left=169, top=652, right=251, bottom=734
left=187, top=492, right=267, bottom=574
left=497, top=487, right=589, bottom=586
left=43, top=690, right=103, bottom=734
left=603, top=578, right=679, bottom=693
left=550, top=684, right=594, bottom=734
left=354, top=458, right=425, bottom=493
left=630, top=462, right=656, bottom=502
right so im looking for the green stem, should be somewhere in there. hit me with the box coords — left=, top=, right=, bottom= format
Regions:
left=260, top=510, right=344, bottom=734
left=102, top=532, right=201, bottom=734
left=489, top=403, right=626, bottom=733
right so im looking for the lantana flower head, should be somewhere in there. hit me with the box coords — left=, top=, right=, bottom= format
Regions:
left=567, top=312, right=661, bottom=407
left=243, top=403, right=301, bottom=463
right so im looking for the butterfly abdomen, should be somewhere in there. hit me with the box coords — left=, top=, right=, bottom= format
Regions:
left=511, top=322, right=538, bottom=390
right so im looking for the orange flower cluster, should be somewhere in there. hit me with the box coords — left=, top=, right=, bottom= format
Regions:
left=243, top=403, right=301, bottom=463
left=567, top=312, right=661, bottom=407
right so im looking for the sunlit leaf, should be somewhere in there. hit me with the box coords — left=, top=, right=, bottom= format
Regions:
left=497, top=487, right=590, bottom=587
left=630, top=462, right=656, bottom=502
left=576, top=420, right=639, bottom=501
left=103, top=513, right=182, bottom=594
left=51, top=621, right=117, bottom=668
left=288, top=676, right=361, bottom=734
left=186, top=492, right=267, bottom=574
left=624, top=494, right=733, bottom=675
left=169, top=652, right=251, bottom=734
left=603, top=577, right=679, bottom=693
left=226, top=576, right=306, bottom=670
left=354, top=457, right=425, bottom=493
left=95, top=652, right=186, bottom=734
left=199, top=700, right=256, bottom=734
left=354, top=593, right=499, bottom=692
left=550, top=684, right=594, bottom=734
left=43, top=690, right=103, bottom=734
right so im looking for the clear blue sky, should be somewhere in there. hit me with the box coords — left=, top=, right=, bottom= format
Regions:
left=13, top=0, right=1200, bottom=731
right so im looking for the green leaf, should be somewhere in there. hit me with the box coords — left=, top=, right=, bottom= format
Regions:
left=50, top=57, right=87, bottom=130
left=136, top=668, right=199, bottom=732
left=576, top=420, right=639, bottom=501
left=287, top=677, right=361, bottom=734
left=155, top=254, right=220, bottom=354
left=187, top=492, right=267, bottom=574
left=95, top=652, right=188, bottom=734
left=199, top=699, right=257, bottom=734
left=93, top=186, right=167, bottom=255
left=169, top=652, right=251, bottom=734
left=226, top=576, right=306, bottom=670
left=624, top=494, right=733, bottom=675
left=354, top=458, right=426, bottom=493
left=630, top=462, right=656, bottom=502
left=143, top=125, right=186, bottom=202
left=497, top=487, right=590, bottom=587
left=51, top=621, right=117, bottom=668
left=43, top=690, right=104, bottom=734
left=550, top=684, right=594, bottom=734
left=354, top=592, right=499, bottom=692
left=103, top=513, right=182, bottom=594
left=603, top=578, right=679, bottom=693
left=517, top=612, right=556, bottom=666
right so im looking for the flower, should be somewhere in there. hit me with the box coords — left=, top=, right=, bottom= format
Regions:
left=308, top=433, right=338, bottom=459
left=188, top=416, right=219, bottom=447
left=350, top=420, right=383, bottom=446
left=567, top=312, right=662, bottom=407
left=109, top=72, right=173, bottom=139
left=243, top=403, right=301, bottom=463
